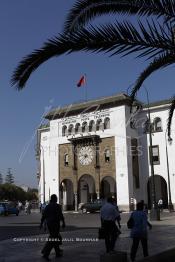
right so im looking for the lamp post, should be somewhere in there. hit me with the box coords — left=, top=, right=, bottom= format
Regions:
left=72, top=141, right=78, bottom=212
left=165, top=129, right=174, bottom=211
left=128, top=84, right=158, bottom=219
left=40, top=145, right=45, bottom=204
left=143, top=86, right=160, bottom=221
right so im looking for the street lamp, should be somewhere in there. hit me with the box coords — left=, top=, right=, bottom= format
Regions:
left=40, top=144, right=45, bottom=204
left=143, top=85, right=160, bottom=221
left=165, top=129, right=174, bottom=211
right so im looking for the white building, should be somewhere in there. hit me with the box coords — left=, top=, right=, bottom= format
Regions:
left=36, top=93, right=175, bottom=211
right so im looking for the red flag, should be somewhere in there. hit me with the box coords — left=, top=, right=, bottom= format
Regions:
left=77, top=75, right=85, bottom=87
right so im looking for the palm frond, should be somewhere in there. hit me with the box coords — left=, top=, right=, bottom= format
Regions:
left=12, top=21, right=173, bottom=89
left=130, top=52, right=175, bottom=103
left=167, top=95, right=175, bottom=139
left=64, top=0, right=175, bottom=33
left=11, top=37, right=69, bottom=89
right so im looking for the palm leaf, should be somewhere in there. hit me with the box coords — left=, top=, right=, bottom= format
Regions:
left=12, top=20, right=173, bottom=89
left=64, top=0, right=175, bottom=33
left=11, top=37, right=71, bottom=89
left=167, top=95, right=175, bottom=139
left=130, top=52, right=175, bottom=103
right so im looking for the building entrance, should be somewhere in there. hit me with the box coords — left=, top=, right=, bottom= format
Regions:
left=147, top=175, right=168, bottom=209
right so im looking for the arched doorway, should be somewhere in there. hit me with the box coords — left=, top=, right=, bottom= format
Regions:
left=147, top=175, right=168, bottom=209
left=78, top=174, right=96, bottom=203
left=60, top=179, right=74, bottom=211
left=100, top=176, right=116, bottom=200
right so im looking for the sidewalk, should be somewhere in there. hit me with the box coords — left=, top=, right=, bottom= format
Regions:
left=1, top=213, right=175, bottom=261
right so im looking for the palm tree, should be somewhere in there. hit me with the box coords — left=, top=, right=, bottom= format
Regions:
left=12, top=0, right=175, bottom=138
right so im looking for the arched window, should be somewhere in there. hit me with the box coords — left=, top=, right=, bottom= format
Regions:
left=75, top=123, right=81, bottom=134
left=104, top=149, right=110, bottom=162
left=89, top=120, right=96, bottom=132
left=82, top=122, right=88, bottom=133
left=62, top=126, right=67, bottom=136
left=64, top=154, right=69, bottom=166
left=154, top=117, right=162, bottom=132
left=96, top=119, right=103, bottom=131
left=104, top=117, right=110, bottom=129
left=68, top=124, right=74, bottom=135
left=143, top=118, right=154, bottom=133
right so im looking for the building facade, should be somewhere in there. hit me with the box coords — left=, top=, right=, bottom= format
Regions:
left=36, top=93, right=175, bottom=211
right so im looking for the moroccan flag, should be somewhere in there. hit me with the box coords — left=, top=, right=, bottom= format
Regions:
left=77, top=75, right=86, bottom=87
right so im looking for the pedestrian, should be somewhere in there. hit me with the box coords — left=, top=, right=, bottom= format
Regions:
left=140, top=200, right=148, bottom=215
left=28, top=201, right=32, bottom=214
left=41, top=202, right=47, bottom=231
left=17, top=201, right=22, bottom=212
left=39, top=201, right=42, bottom=213
left=128, top=201, right=152, bottom=262
left=111, top=196, right=121, bottom=230
left=25, top=200, right=32, bottom=214
left=100, top=196, right=120, bottom=253
left=25, top=200, right=29, bottom=214
left=40, top=194, right=65, bottom=261
left=41, top=202, right=47, bottom=214
left=158, top=199, right=163, bottom=212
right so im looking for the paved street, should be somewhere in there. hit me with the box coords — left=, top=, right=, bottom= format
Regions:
left=1, top=210, right=175, bottom=261
left=0, top=210, right=102, bottom=241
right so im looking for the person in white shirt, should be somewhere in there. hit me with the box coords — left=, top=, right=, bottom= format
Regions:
left=158, top=199, right=163, bottom=212
left=17, top=201, right=22, bottom=212
left=100, top=196, right=121, bottom=253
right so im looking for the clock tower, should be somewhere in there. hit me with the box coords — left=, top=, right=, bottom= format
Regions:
left=78, top=146, right=94, bottom=166
left=68, top=135, right=101, bottom=211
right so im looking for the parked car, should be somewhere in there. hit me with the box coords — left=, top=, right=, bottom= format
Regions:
left=81, top=199, right=104, bottom=213
left=0, top=202, right=19, bottom=216
left=7, top=202, right=19, bottom=216
left=0, top=203, right=5, bottom=215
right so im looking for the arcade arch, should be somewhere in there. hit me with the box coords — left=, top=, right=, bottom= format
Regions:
left=60, top=179, right=74, bottom=211
left=147, top=175, right=168, bottom=209
left=100, top=176, right=116, bottom=199
left=78, top=174, right=96, bottom=203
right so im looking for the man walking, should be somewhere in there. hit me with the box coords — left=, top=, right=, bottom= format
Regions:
left=129, top=201, right=152, bottom=262
left=100, top=196, right=120, bottom=253
left=40, top=194, right=65, bottom=261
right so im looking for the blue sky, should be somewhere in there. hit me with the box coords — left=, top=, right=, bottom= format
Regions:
left=0, top=1, right=174, bottom=187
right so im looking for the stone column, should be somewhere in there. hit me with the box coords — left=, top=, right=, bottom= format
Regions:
left=74, top=192, right=78, bottom=212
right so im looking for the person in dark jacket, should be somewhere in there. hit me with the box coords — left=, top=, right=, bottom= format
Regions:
left=111, top=196, right=121, bottom=229
left=40, top=194, right=65, bottom=261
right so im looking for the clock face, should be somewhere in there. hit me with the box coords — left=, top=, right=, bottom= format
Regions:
left=78, top=146, right=94, bottom=165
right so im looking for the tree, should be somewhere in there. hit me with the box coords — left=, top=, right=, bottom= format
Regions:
left=0, top=173, right=3, bottom=184
left=26, top=188, right=38, bottom=201
left=5, top=168, right=14, bottom=184
left=0, top=183, right=27, bottom=201
left=11, top=0, right=175, bottom=138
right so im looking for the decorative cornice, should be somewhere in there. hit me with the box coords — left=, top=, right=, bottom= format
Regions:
left=45, top=93, right=137, bottom=120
